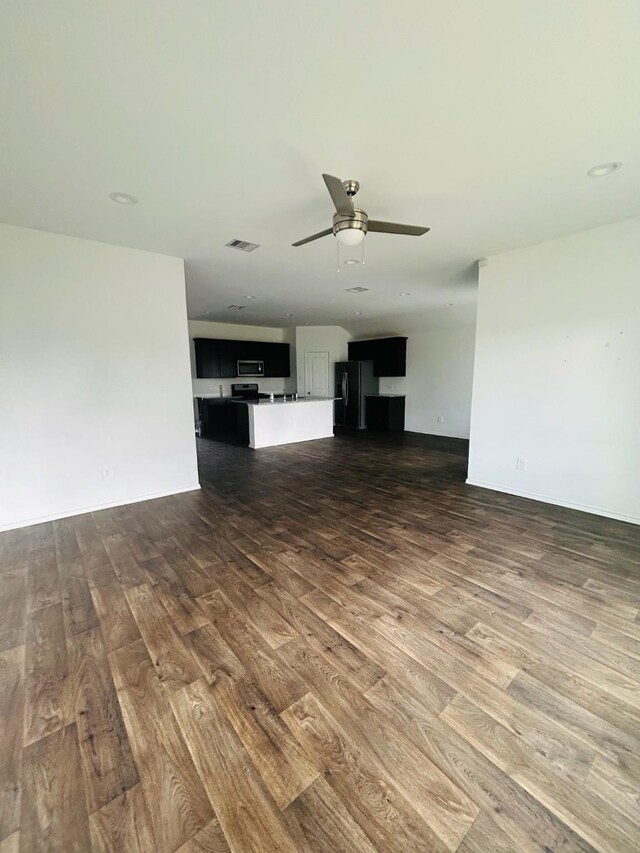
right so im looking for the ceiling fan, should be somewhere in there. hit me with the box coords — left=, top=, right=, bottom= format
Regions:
left=292, top=173, right=430, bottom=247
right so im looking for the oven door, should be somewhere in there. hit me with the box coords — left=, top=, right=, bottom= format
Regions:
left=237, top=360, right=264, bottom=377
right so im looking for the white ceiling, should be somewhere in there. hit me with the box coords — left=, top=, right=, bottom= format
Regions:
left=1, top=1, right=639, bottom=331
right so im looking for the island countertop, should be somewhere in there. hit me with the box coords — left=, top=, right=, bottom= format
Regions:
left=245, top=396, right=336, bottom=406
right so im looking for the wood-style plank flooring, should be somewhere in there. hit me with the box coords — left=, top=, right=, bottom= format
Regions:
left=2, top=431, right=640, bottom=852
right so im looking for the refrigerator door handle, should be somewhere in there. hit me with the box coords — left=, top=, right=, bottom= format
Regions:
left=344, top=373, right=349, bottom=407
left=341, top=372, right=346, bottom=402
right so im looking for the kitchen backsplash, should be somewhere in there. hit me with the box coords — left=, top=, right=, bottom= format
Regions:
left=192, top=377, right=297, bottom=397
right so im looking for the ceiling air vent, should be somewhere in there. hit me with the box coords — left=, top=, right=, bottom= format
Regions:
left=226, top=304, right=245, bottom=310
left=226, top=238, right=260, bottom=252
left=346, top=286, right=369, bottom=293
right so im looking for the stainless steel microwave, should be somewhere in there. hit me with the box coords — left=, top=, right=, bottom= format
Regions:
left=237, top=360, right=264, bottom=377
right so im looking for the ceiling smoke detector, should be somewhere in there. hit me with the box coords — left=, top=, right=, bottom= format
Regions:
left=226, top=239, right=260, bottom=252
left=346, top=286, right=369, bottom=293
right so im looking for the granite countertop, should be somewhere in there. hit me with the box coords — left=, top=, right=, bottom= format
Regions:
left=194, top=394, right=243, bottom=400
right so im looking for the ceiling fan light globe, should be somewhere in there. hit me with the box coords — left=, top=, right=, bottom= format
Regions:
left=336, top=227, right=365, bottom=246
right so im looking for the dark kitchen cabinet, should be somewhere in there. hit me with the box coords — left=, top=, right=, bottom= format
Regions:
left=194, top=338, right=290, bottom=378
left=347, top=339, right=371, bottom=362
left=236, top=339, right=264, bottom=360
left=260, top=342, right=278, bottom=377
left=218, top=339, right=242, bottom=378
left=197, top=398, right=235, bottom=434
left=278, top=343, right=292, bottom=377
left=348, top=336, right=407, bottom=377
left=194, top=338, right=221, bottom=378
left=365, top=395, right=406, bottom=432
left=264, top=342, right=291, bottom=377
left=375, top=337, right=407, bottom=377
left=197, top=398, right=250, bottom=443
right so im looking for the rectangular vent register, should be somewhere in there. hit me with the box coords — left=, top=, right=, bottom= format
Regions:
left=226, top=238, right=260, bottom=252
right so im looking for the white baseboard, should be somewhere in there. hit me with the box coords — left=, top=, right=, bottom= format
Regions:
left=404, top=429, right=470, bottom=441
left=0, top=483, right=201, bottom=532
left=465, top=479, right=640, bottom=526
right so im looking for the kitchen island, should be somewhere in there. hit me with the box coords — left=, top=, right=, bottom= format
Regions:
left=247, top=397, right=334, bottom=449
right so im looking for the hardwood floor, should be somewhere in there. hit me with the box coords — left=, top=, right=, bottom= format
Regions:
left=2, top=431, right=640, bottom=851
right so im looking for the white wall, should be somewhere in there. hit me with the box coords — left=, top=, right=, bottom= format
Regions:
left=468, top=216, right=640, bottom=525
left=378, top=325, right=476, bottom=439
left=189, top=319, right=296, bottom=396
left=295, top=319, right=476, bottom=435
left=295, top=325, right=351, bottom=396
left=0, top=223, right=199, bottom=531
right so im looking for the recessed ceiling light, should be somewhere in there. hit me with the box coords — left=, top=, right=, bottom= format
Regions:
left=587, top=162, right=622, bottom=178
left=346, top=286, right=369, bottom=293
left=245, top=295, right=256, bottom=300
left=109, top=192, right=138, bottom=205
left=399, top=292, right=411, bottom=296
left=344, top=259, right=360, bottom=266
left=283, top=312, right=294, bottom=317
left=445, top=303, right=454, bottom=307
left=353, top=311, right=363, bottom=316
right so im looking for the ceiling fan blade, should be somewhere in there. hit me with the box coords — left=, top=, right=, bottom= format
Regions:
left=292, top=227, right=333, bottom=247
left=368, top=220, right=430, bottom=236
left=322, top=174, right=354, bottom=215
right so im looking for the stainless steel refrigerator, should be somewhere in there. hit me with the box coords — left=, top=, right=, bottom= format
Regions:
left=334, top=361, right=377, bottom=428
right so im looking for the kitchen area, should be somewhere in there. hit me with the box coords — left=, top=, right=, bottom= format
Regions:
left=192, top=324, right=408, bottom=449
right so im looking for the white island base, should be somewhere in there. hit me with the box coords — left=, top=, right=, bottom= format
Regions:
left=248, top=398, right=334, bottom=449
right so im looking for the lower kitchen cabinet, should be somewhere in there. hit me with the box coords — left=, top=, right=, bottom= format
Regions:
left=197, top=399, right=249, bottom=442
left=365, top=395, right=406, bottom=432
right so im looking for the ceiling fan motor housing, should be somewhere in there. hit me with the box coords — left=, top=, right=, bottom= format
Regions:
left=333, top=208, right=368, bottom=237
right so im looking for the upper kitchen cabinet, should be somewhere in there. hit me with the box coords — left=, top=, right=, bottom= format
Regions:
left=194, top=338, right=290, bottom=378
left=194, top=338, right=221, bottom=378
left=218, top=339, right=242, bottom=378
left=375, top=336, right=407, bottom=376
left=263, top=342, right=291, bottom=377
left=348, top=336, right=407, bottom=377
left=347, top=339, right=371, bottom=362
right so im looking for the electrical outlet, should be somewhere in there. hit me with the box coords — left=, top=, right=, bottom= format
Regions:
left=437, top=415, right=444, bottom=424
left=102, top=467, right=113, bottom=481
left=516, top=457, right=527, bottom=471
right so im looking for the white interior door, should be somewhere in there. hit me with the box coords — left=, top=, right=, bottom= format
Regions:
left=304, top=351, right=330, bottom=397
